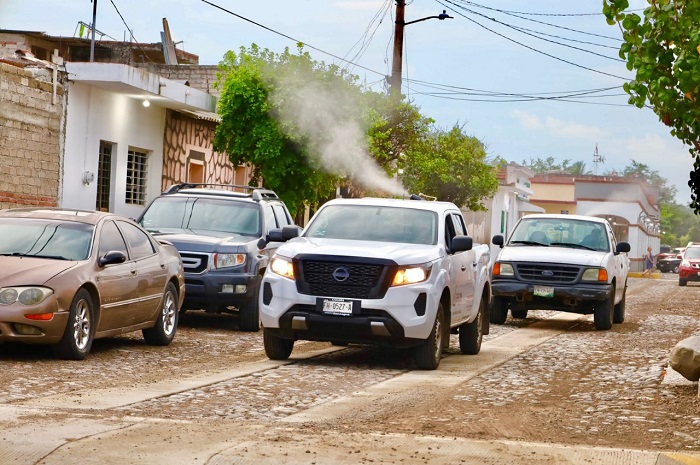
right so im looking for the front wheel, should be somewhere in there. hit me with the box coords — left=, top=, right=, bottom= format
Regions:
left=490, top=296, right=508, bottom=325
left=143, top=282, right=179, bottom=345
left=613, top=284, right=626, bottom=324
left=415, top=303, right=444, bottom=370
left=52, top=288, right=94, bottom=360
left=673, top=264, right=680, bottom=274
left=459, top=297, right=484, bottom=355
left=263, top=329, right=294, bottom=360
left=593, top=286, right=614, bottom=330
left=679, top=278, right=687, bottom=287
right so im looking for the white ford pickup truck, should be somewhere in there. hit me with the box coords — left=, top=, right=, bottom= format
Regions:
left=491, top=213, right=630, bottom=330
left=258, top=196, right=492, bottom=370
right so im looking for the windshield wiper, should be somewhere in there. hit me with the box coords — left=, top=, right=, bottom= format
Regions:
left=550, top=242, right=597, bottom=251
left=0, top=252, right=70, bottom=260
left=510, top=240, right=548, bottom=247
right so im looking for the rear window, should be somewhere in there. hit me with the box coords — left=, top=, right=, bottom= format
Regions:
left=305, top=205, right=437, bottom=245
left=0, top=218, right=93, bottom=261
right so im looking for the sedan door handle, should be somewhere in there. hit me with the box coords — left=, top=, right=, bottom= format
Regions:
left=461, top=265, right=467, bottom=271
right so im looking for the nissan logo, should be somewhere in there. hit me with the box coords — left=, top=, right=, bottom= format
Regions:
left=332, top=266, right=350, bottom=282
left=541, top=270, right=554, bottom=276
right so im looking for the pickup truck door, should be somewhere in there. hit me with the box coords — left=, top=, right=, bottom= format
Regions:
left=445, top=212, right=475, bottom=321
left=607, top=224, right=628, bottom=302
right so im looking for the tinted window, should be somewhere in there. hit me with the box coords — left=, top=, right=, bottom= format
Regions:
left=99, top=221, right=128, bottom=258
left=0, top=218, right=93, bottom=261
left=117, top=221, right=155, bottom=259
left=272, top=204, right=292, bottom=227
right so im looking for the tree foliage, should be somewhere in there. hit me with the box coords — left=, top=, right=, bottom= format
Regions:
left=521, top=157, right=592, bottom=175
left=603, top=0, right=700, bottom=213
left=403, top=125, right=499, bottom=210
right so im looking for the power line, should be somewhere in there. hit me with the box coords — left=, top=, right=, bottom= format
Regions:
left=342, top=0, right=392, bottom=72
left=109, top=0, right=157, bottom=64
left=451, top=1, right=643, bottom=17
left=438, top=0, right=628, bottom=80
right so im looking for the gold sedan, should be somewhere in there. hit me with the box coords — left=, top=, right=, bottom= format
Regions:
left=0, top=208, right=185, bottom=359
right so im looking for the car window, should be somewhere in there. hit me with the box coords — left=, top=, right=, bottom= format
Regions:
left=272, top=204, right=292, bottom=227
left=305, top=205, right=437, bottom=244
left=0, top=218, right=93, bottom=261
left=117, top=220, right=155, bottom=259
left=685, top=247, right=700, bottom=259
left=98, top=220, right=128, bottom=258
left=451, top=213, right=466, bottom=236
left=264, top=205, right=278, bottom=232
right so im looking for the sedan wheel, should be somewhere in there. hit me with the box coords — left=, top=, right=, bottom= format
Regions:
left=143, top=282, right=179, bottom=345
left=53, top=288, right=93, bottom=360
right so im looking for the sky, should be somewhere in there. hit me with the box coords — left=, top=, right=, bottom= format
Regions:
left=0, top=0, right=692, bottom=205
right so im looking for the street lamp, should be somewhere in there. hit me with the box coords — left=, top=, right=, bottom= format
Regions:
left=390, top=4, right=453, bottom=100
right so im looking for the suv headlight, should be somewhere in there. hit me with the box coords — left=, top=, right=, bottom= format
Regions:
left=391, top=264, right=432, bottom=286
left=581, top=268, right=607, bottom=282
left=492, top=262, right=514, bottom=277
left=0, top=287, right=53, bottom=306
left=270, top=256, right=295, bottom=280
left=213, top=253, right=246, bottom=269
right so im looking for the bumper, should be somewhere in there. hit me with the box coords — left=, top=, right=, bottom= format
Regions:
left=0, top=304, right=69, bottom=344
left=492, top=280, right=612, bottom=313
left=259, top=271, right=441, bottom=343
left=679, top=269, right=700, bottom=281
left=183, top=270, right=259, bottom=309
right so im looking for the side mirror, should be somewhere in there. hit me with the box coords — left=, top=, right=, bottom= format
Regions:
left=492, top=235, right=504, bottom=247
left=258, top=225, right=302, bottom=249
left=281, top=225, right=301, bottom=240
left=451, top=235, right=473, bottom=253
left=616, top=242, right=631, bottom=254
left=99, top=250, right=127, bottom=267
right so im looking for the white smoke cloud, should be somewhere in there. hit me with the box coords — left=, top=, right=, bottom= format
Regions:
left=270, top=73, right=407, bottom=197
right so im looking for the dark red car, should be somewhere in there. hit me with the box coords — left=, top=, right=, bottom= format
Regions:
left=678, top=244, right=700, bottom=286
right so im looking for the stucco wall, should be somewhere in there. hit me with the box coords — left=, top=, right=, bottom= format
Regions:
left=0, top=62, right=62, bottom=208
left=62, top=82, right=166, bottom=218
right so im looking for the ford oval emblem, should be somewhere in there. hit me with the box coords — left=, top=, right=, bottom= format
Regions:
left=332, top=266, right=350, bottom=282
left=541, top=270, right=554, bottom=277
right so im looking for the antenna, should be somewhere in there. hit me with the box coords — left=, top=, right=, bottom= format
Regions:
left=593, top=143, right=605, bottom=175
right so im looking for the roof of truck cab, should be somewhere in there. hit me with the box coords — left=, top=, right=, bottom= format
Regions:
left=322, top=197, right=461, bottom=213
left=520, top=213, right=608, bottom=224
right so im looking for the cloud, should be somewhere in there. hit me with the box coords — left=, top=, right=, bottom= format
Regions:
left=510, top=110, right=604, bottom=140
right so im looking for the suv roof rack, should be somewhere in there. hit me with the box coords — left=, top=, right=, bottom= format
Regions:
left=162, top=183, right=279, bottom=201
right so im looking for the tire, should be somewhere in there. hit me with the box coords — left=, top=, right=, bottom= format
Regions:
left=673, top=265, right=680, bottom=274
left=490, top=296, right=508, bottom=325
left=263, top=328, right=294, bottom=360
left=593, top=285, right=614, bottom=330
left=330, top=341, right=349, bottom=346
left=679, top=278, right=687, bottom=287
left=613, top=284, right=626, bottom=324
left=510, top=309, right=528, bottom=319
left=52, top=289, right=94, bottom=360
left=143, top=282, right=179, bottom=346
left=415, top=303, right=444, bottom=370
left=459, top=297, right=484, bottom=355
left=239, top=276, right=261, bottom=332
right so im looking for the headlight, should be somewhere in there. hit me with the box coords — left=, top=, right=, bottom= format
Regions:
left=493, top=262, right=514, bottom=277
left=391, top=264, right=431, bottom=286
left=0, top=287, right=53, bottom=306
left=270, top=256, right=295, bottom=280
left=581, top=268, right=607, bottom=282
left=214, top=253, right=246, bottom=269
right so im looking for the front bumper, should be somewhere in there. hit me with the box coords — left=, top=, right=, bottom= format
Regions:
left=492, top=280, right=612, bottom=314
left=0, top=298, right=69, bottom=344
left=259, top=270, right=441, bottom=343
left=183, top=270, right=259, bottom=310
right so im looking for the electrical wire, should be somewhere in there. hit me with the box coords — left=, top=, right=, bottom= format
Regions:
left=452, top=1, right=644, bottom=17
left=342, top=0, right=392, bottom=72
left=109, top=0, right=157, bottom=64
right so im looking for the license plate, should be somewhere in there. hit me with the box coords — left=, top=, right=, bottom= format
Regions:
left=320, top=298, right=355, bottom=316
left=534, top=285, right=554, bottom=298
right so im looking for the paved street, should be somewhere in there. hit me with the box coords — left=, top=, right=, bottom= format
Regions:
left=0, top=276, right=698, bottom=464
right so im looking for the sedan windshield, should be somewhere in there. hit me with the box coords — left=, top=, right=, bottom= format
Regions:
left=140, top=197, right=261, bottom=237
left=305, top=205, right=437, bottom=245
left=509, top=217, right=610, bottom=252
left=0, top=219, right=93, bottom=260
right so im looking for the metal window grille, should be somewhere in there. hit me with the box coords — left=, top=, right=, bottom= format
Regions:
left=96, top=141, right=112, bottom=211
left=126, top=149, right=148, bottom=205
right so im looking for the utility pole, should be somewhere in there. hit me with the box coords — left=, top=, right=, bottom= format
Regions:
left=90, top=0, right=98, bottom=62
left=390, top=0, right=406, bottom=101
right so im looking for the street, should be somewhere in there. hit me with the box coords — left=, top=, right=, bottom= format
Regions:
left=0, top=276, right=698, bottom=465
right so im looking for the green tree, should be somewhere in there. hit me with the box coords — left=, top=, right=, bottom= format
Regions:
left=402, top=125, right=499, bottom=210
left=602, top=0, right=700, bottom=213
left=521, top=157, right=591, bottom=175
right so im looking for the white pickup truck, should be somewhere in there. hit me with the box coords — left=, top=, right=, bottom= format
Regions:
left=491, top=213, right=630, bottom=330
left=258, top=196, right=492, bottom=370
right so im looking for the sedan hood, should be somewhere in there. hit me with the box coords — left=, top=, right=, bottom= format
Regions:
left=497, top=246, right=608, bottom=267
left=276, top=237, right=440, bottom=265
left=0, top=257, right=78, bottom=286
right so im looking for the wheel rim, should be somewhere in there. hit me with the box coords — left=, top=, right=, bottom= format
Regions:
left=433, top=315, right=443, bottom=361
left=476, top=301, right=483, bottom=343
left=161, top=291, right=176, bottom=336
left=73, top=299, right=91, bottom=350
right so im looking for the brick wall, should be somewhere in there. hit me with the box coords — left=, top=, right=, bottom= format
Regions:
left=138, top=64, right=221, bottom=97
left=0, top=62, right=64, bottom=208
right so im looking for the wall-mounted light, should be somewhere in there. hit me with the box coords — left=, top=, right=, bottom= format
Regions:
left=142, top=98, right=150, bottom=107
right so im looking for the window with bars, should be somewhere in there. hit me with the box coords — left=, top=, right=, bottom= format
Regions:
left=96, top=141, right=113, bottom=212
left=126, top=148, right=149, bottom=205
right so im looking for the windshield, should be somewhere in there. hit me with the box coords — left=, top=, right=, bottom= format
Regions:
left=0, top=219, right=93, bottom=260
left=305, top=205, right=437, bottom=245
left=509, top=217, right=610, bottom=252
left=685, top=247, right=700, bottom=259
left=140, top=197, right=261, bottom=237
